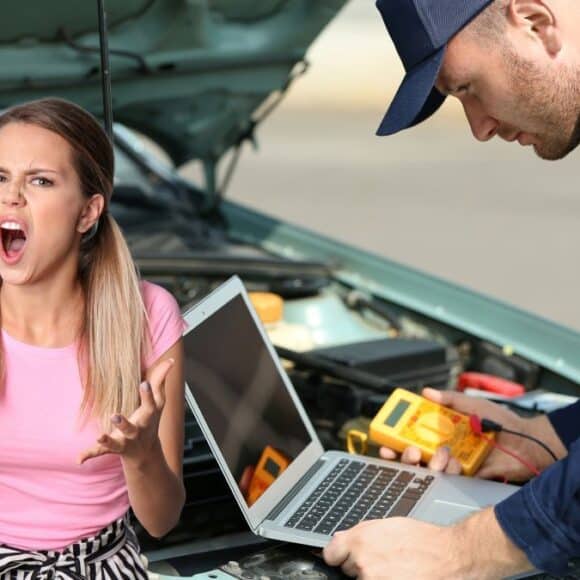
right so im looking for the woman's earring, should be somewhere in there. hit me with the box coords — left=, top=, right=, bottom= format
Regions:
left=82, top=220, right=99, bottom=242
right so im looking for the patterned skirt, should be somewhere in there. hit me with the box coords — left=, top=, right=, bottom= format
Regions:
left=0, top=513, right=148, bottom=579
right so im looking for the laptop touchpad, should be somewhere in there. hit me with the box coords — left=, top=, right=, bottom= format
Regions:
left=417, top=501, right=479, bottom=526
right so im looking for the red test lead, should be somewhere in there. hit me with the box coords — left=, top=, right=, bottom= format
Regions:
left=468, top=414, right=541, bottom=477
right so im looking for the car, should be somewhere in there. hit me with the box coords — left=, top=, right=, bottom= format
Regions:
left=3, top=1, right=579, bottom=578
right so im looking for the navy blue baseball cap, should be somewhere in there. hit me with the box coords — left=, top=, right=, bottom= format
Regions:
left=376, top=0, right=493, bottom=136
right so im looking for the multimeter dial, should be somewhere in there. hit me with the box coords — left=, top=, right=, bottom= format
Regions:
left=415, top=413, right=454, bottom=445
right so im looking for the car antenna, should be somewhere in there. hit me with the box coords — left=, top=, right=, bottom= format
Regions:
left=97, top=0, right=113, bottom=139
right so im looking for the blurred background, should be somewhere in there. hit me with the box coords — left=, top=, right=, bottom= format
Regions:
left=214, top=0, right=580, bottom=330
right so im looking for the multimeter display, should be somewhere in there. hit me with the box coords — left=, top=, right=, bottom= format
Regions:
left=264, top=457, right=281, bottom=478
left=385, top=400, right=410, bottom=427
left=369, top=388, right=494, bottom=476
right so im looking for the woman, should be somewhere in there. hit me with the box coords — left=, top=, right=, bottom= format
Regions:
left=0, top=98, right=186, bottom=578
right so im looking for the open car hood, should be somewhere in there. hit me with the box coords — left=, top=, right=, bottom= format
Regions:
left=0, top=0, right=346, bottom=166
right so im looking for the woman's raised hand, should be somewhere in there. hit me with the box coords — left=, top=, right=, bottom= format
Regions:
left=78, top=358, right=175, bottom=466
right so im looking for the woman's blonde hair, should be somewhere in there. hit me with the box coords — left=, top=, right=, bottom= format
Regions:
left=0, top=97, right=149, bottom=426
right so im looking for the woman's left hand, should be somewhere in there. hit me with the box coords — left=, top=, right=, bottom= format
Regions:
left=78, top=358, right=175, bottom=466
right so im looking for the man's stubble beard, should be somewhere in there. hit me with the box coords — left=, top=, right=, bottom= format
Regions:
left=505, top=49, right=580, bottom=160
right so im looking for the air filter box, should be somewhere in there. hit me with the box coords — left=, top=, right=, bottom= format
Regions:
left=311, top=338, right=453, bottom=390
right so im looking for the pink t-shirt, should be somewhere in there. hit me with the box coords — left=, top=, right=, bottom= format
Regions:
left=0, top=281, right=184, bottom=550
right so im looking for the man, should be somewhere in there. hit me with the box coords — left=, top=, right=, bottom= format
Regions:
left=322, top=0, right=580, bottom=577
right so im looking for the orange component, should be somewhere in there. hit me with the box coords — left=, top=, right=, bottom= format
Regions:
left=246, top=445, right=290, bottom=506
left=248, top=292, right=283, bottom=325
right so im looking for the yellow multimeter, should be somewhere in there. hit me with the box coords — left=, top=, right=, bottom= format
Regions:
left=368, top=388, right=494, bottom=476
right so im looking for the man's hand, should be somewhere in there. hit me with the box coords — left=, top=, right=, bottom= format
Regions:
left=379, top=387, right=567, bottom=481
left=78, top=358, right=175, bottom=466
left=323, top=517, right=462, bottom=579
left=323, top=508, right=533, bottom=579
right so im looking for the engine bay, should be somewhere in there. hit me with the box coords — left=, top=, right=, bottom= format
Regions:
left=108, top=131, right=580, bottom=580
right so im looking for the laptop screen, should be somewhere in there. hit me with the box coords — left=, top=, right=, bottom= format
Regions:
left=184, top=294, right=313, bottom=507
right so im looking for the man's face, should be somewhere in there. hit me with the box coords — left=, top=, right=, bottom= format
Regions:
left=435, top=25, right=580, bottom=160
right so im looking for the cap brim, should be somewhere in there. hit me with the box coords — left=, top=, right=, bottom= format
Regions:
left=376, top=47, right=446, bottom=136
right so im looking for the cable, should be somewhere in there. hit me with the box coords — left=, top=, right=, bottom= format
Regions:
left=482, top=433, right=541, bottom=477
left=343, top=289, right=402, bottom=333
left=217, top=60, right=309, bottom=198
left=469, top=414, right=541, bottom=477
left=59, top=27, right=151, bottom=74
left=480, top=418, right=559, bottom=463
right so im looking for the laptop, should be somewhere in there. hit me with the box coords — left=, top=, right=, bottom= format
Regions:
left=182, top=275, right=520, bottom=548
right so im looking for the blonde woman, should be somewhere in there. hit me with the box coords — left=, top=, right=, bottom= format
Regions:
left=0, top=98, right=185, bottom=578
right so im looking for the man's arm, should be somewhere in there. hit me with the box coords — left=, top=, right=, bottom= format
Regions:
left=495, top=437, right=580, bottom=575
left=454, top=507, right=534, bottom=578
left=325, top=438, right=580, bottom=578
left=547, top=399, right=580, bottom=449
left=323, top=507, right=532, bottom=579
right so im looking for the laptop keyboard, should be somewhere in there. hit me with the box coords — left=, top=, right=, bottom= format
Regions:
left=285, top=459, right=434, bottom=535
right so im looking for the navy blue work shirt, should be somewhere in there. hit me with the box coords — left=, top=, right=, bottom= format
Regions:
left=495, top=400, right=580, bottom=575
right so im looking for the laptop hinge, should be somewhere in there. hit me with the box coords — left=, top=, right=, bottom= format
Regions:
left=265, top=458, right=326, bottom=522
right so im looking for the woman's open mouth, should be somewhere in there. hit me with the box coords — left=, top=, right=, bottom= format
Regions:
left=0, top=221, right=27, bottom=264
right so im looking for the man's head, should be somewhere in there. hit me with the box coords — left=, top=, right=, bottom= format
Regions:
left=377, top=0, right=580, bottom=160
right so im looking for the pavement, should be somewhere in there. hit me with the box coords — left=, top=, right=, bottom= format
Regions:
left=223, top=108, right=580, bottom=331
